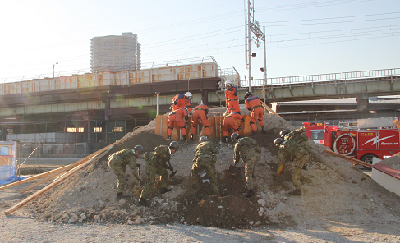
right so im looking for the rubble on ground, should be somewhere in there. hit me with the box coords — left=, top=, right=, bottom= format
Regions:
left=16, top=108, right=400, bottom=229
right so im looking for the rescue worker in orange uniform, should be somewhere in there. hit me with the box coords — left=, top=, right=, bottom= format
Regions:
left=185, top=92, right=192, bottom=115
left=171, top=94, right=187, bottom=112
left=245, top=92, right=265, bottom=132
left=222, top=111, right=244, bottom=142
left=168, top=107, right=188, bottom=141
left=190, top=102, right=210, bottom=140
left=224, top=80, right=241, bottom=114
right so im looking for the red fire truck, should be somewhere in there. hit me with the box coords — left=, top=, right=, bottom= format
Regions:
left=302, top=122, right=338, bottom=149
left=303, top=117, right=400, bottom=165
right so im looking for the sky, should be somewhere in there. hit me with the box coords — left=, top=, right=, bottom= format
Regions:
left=0, top=0, right=399, bottom=84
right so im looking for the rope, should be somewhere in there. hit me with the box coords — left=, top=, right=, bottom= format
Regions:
left=16, top=146, right=39, bottom=176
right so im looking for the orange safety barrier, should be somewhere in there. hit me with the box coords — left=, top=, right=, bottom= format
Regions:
left=156, top=115, right=252, bottom=140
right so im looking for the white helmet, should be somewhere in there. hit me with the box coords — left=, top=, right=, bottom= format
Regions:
left=199, top=136, right=208, bottom=142
left=185, top=92, right=192, bottom=98
left=225, top=80, right=232, bottom=86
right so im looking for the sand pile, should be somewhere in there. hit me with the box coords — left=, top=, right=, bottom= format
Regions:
left=379, top=153, right=400, bottom=170
left=20, top=108, right=400, bottom=229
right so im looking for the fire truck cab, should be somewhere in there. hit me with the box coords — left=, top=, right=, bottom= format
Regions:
left=302, top=122, right=338, bottom=150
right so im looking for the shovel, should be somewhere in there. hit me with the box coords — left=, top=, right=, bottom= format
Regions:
left=167, top=160, right=177, bottom=177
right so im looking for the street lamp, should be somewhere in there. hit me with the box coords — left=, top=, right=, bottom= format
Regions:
left=53, top=62, right=58, bottom=79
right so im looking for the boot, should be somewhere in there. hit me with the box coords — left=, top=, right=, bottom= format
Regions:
left=190, top=134, right=194, bottom=141
left=160, top=187, right=172, bottom=194
left=245, top=190, right=255, bottom=198
left=181, top=136, right=186, bottom=142
left=167, top=135, right=172, bottom=140
left=116, top=192, right=123, bottom=200
left=288, top=189, right=301, bottom=195
left=261, top=126, right=266, bottom=133
left=223, top=136, right=228, bottom=143
left=138, top=197, right=149, bottom=206
left=206, top=135, right=209, bottom=139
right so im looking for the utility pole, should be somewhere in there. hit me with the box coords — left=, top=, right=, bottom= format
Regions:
left=247, top=0, right=252, bottom=92
left=246, top=0, right=265, bottom=93
left=155, top=92, right=160, bottom=116
left=53, top=62, right=58, bottom=79
left=263, top=26, right=267, bottom=103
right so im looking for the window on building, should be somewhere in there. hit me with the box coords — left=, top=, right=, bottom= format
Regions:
left=112, top=127, right=123, bottom=132
left=67, top=127, right=84, bottom=132
left=94, top=127, right=102, bottom=132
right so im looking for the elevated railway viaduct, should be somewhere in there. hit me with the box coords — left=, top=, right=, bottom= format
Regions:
left=0, top=65, right=398, bottom=154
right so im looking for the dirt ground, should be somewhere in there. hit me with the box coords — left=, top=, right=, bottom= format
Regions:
left=1, top=109, right=400, bottom=242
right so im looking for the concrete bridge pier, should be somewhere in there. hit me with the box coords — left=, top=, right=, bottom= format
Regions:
left=356, top=93, right=369, bottom=112
left=201, top=90, right=209, bottom=104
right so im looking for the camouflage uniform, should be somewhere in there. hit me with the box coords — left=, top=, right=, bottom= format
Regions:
left=140, top=145, right=171, bottom=199
left=277, top=128, right=310, bottom=190
left=108, top=149, right=141, bottom=194
left=191, top=141, right=219, bottom=194
left=234, top=137, right=261, bottom=191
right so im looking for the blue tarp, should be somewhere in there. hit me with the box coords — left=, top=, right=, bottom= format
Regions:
left=0, top=175, right=25, bottom=185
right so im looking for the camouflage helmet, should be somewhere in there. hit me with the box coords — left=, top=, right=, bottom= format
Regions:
left=134, top=145, right=143, bottom=152
left=274, top=137, right=284, bottom=146
left=199, top=136, right=208, bottom=142
left=279, top=130, right=289, bottom=138
left=169, top=141, right=179, bottom=150
left=231, top=133, right=240, bottom=141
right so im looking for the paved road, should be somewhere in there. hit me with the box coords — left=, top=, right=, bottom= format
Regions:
left=19, top=158, right=82, bottom=167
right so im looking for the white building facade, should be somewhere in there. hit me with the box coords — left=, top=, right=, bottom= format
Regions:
left=90, top=32, right=141, bottom=73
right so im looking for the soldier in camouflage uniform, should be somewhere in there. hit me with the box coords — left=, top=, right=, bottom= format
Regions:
left=108, top=145, right=143, bottom=199
left=232, top=133, right=261, bottom=198
left=275, top=127, right=310, bottom=195
left=138, top=141, right=179, bottom=206
left=191, top=136, right=219, bottom=195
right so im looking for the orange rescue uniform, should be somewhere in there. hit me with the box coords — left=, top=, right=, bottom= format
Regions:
left=245, top=95, right=264, bottom=132
left=191, top=104, right=210, bottom=137
left=225, top=85, right=241, bottom=114
left=171, top=94, right=187, bottom=112
left=222, top=112, right=244, bottom=137
left=168, top=108, right=188, bottom=138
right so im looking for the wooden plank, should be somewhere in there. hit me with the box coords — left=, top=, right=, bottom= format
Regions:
left=0, top=156, right=92, bottom=191
left=323, top=149, right=373, bottom=168
left=0, top=144, right=115, bottom=190
left=18, top=169, right=65, bottom=194
left=261, top=101, right=278, bottom=116
left=4, top=144, right=114, bottom=215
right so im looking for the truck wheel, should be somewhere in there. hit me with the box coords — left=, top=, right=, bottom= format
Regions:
left=360, top=154, right=378, bottom=170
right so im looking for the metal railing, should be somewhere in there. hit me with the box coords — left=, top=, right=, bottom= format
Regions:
left=239, top=68, right=400, bottom=88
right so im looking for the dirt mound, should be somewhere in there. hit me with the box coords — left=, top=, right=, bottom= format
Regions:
left=379, top=152, right=400, bottom=170
left=20, top=109, right=400, bottom=230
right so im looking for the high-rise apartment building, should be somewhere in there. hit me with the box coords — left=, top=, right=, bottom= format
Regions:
left=90, top=32, right=141, bottom=73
